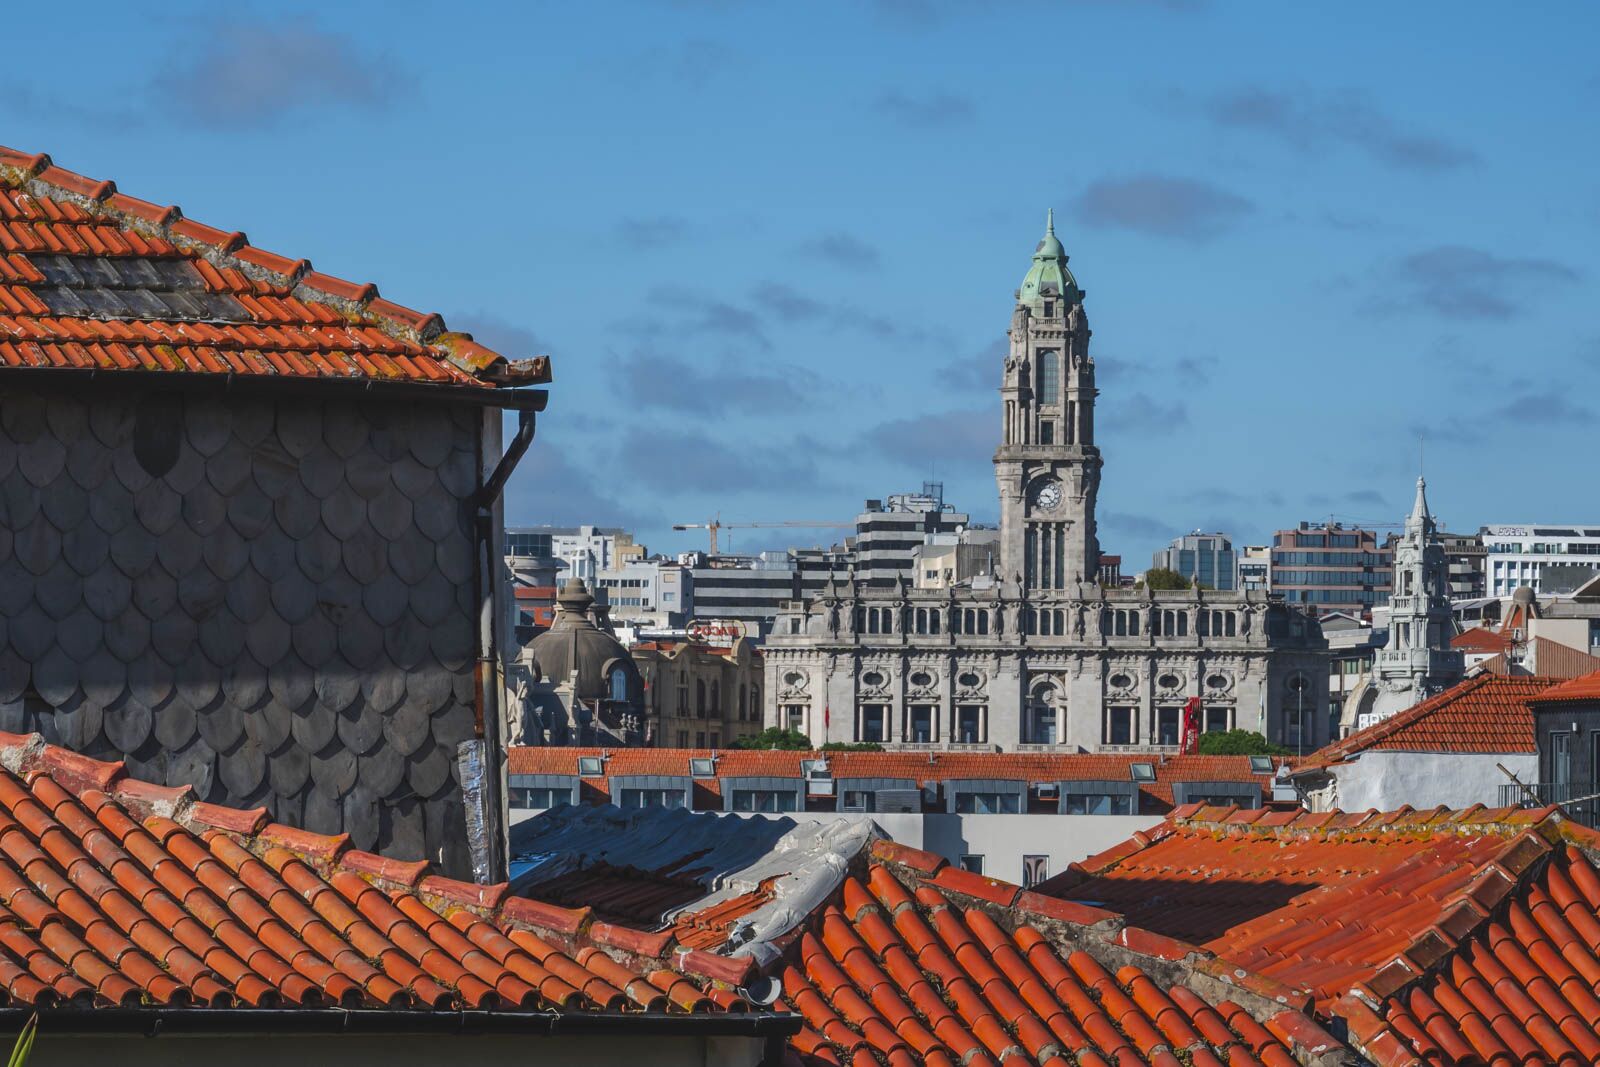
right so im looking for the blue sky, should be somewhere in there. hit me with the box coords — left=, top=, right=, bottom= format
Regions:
left=9, top=1, right=1598, bottom=565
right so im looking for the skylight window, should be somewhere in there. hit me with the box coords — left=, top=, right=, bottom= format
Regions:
left=577, top=756, right=604, bottom=777
left=1129, top=762, right=1156, bottom=783
left=1249, top=756, right=1274, bottom=774
left=690, top=757, right=716, bottom=778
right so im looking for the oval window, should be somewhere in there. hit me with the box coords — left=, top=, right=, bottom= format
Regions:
left=909, top=671, right=933, bottom=687
left=958, top=672, right=981, bottom=688
left=862, top=671, right=884, bottom=687
left=1207, top=673, right=1228, bottom=690
left=1158, top=673, right=1181, bottom=689
left=1109, top=673, right=1133, bottom=689
left=783, top=671, right=805, bottom=686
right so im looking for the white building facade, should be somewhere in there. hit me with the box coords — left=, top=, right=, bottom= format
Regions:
left=1484, top=524, right=1600, bottom=596
left=762, top=217, right=1329, bottom=753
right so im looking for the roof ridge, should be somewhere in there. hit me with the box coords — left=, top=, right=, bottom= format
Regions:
left=0, top=144, right=549, bottom=387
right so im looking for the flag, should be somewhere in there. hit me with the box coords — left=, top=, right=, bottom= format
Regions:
left=1180, top=696, right=1201, bottom=755
left=824, top=703, right=831, bottom=733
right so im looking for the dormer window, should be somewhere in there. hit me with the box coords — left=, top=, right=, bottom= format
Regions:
left=1043, top=300, right=1055, bottom=317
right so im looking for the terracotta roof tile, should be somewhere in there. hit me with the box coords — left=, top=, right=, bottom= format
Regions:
left=1031, top=799, right=1600, bottom=1059
left=1525, top=667, right=1600, bottom=704
left=780, top=841, right=1337, bottom=1067
left=0, top=146, right=550, bottom=391
left=1298, top=673, right=1564, bottom=768
left=0, top=731, right=749, bottom=1017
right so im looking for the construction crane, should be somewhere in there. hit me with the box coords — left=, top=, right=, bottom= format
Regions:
left=672, top=515, right=852, bottom=555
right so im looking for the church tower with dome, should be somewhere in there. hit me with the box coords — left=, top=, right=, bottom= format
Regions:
left=996, top=211, right=1101, bottom=593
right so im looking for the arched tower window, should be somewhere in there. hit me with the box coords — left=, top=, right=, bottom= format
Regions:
left=609, top=667, right=628, bottom=703
left=1036, top=349, right=1059, bottom=404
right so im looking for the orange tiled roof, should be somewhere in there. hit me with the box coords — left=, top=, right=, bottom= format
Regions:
left=1033, top=802, right=1600, bottom=1054
left=781, top=839, right=1343, bottom=1067
left=508, top=747, right=1282, bottom=810
left=1298, top=673, right=1563, bottom=769
left=1527, top=668, right=1600, bottom=704
left=1353, top=842, right=1600, bottom=1065
left=1452, top=627, right=1513, bottom=653
left=0, top=147, right=547, bottom=391
left=0, top=731, right=756, bottom=1017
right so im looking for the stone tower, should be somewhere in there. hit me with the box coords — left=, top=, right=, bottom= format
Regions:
left=995, top=211, right=1100, bottom=591
left=1361, top=476, right=1465, bottom=723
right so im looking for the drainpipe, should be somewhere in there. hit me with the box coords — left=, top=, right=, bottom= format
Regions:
left=464, top=408, right=537, bottom=883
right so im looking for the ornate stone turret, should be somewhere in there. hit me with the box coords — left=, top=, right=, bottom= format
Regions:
left=996, top=211, right=1100, bottom=593
left=1354, top=476, right=1464, bottom=726
left=517, top=579, right=644, bottom=745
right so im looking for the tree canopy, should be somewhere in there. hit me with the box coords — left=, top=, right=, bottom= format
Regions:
left=1140, top=567, right=1193, bottom=590
left=729, top=727, right=812, bottom=750
left=1196, top=729, right=1291, bottom=756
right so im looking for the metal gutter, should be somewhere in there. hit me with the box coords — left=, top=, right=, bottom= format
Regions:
left=0, top=1007, right=802, bottom=1039
left=464, top=408, right=537, bottom=882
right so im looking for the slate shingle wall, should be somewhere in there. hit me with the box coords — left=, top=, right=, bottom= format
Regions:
left=0, top=386, right=480, bottom=875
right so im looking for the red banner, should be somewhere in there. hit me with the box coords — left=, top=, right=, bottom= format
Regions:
left=1180, top=696, right=1201, bottom=755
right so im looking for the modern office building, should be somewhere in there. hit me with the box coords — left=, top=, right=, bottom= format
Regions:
left=854, top=484, right=969, bottom=586
left=1483, top=524, right=1600, bottom=596
left=684, top=552, right=800, bottom=638
left=1269, top=522, right=1393, bottom=617
left=1439, top=530, right=1487, bottom=601
left=1152, top=532, right=1237, bottom=590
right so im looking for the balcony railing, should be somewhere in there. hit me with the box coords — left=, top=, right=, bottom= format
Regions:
left=1499, top=781, right=1599, bottom=828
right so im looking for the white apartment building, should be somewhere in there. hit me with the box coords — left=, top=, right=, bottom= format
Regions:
left=1483, top=524, right=1600, bottom=596
left=505, top=525, right=641, bottom=582
left=592, top=558, right=689, bottom=628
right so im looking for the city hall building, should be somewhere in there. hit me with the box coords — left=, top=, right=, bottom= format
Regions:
left=763, top=215, right=1329, bottom=752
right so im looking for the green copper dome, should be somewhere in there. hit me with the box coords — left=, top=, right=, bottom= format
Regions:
left=1018, top=209, right=1079, bottom=313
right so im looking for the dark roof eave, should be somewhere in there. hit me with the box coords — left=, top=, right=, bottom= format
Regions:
left=0, top=364, right=549, bottom=411
left=0, top=1007, right=800, bottom=1040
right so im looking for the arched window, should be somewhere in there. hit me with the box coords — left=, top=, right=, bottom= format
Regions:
left=738, top=684, right=747, bottom=721
left=696, top=680, right=706, bottom=718
left=1036, top=348, right=1059, bottom=402
left=609, top=666, right=628, bottom=703
left=710, top=681, right=720, bottom=714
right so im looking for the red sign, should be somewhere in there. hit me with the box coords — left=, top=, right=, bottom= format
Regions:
left=1180, top=696, right=1201, bottom=755
left=687, top=619, right=748, bottom=642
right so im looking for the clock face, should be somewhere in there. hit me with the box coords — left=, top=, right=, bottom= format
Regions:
left=1033, top=478, right=1063, bottom=512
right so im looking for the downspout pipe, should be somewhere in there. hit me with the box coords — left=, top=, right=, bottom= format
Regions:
left=468, top=408, right=537, bottom=882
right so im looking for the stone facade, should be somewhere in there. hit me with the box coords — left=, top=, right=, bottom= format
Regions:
left=763, top=218, right=1330, bottom=753
left=0, top=387, right=489, bottom=874
left=633, top=638, right=764, bottom=749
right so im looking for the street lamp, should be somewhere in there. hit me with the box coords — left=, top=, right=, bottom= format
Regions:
left=1288, top=673, right=1308, bottom=757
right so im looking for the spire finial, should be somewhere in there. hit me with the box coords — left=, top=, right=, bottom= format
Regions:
left=1046, top=207, right=1055, bottom=235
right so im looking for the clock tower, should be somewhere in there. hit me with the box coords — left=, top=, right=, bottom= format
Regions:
left=995, top=211, right=1100, bottom=592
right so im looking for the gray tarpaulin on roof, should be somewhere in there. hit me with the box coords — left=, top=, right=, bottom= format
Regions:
left=508, top=805, right=876, bottom=960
